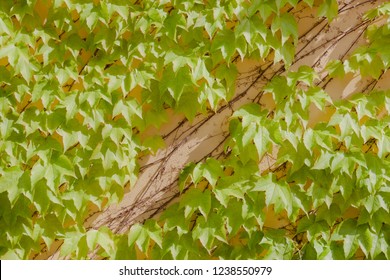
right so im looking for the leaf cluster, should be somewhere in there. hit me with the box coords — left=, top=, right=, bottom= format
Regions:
left=121, top=67, right=390, bottom=259
left=3, top=0, right=386, bottom=260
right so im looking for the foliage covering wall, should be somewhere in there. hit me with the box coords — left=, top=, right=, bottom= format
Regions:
left=1, top=0, right=390, bottom=259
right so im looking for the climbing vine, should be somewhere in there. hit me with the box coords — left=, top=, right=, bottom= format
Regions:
left=1, top=0, right=389, bottom=259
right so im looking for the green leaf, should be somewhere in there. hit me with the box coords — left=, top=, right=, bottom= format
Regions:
left=297, top=215, right=315, bottom=233
left=0, top=167, right=23, bottom=205
left=223, top=199, right=245, bottom=236
left=254, top=174, right=293, bottom=216
left=202, top=158, right=223, bottom=187
left=232, top=103, right=263, bottom=126
left=235, top=18, right=253, bottom=44
left=326, top=60, right=345, bottom=78
left=191, top=58, right=211, bottom=83
left=15, top=47, right=37, bottom=83
left=144, top=220, right=163, bottom=248
left=271, top=13, right=298, bottom=45
left=274, top=41, right=295, bottom=67
left=358, top=225, right=373, bottom=258
left=205, top=83, right=227, bottom=110
left=160, top=204, right=188, bottom=235
left=175, top=90, right=199, bottom=121
left=306, top=87, right=332, bottom=111
left=53, top=154, right=75, bottom=178
left=128, top=223, right=149, bottom=253
left=318, top=0, right=339, bottom=21
left=249, top=0, right=275, bottom=21
left=115, top=235, right=136, bottom=259
left=253, top=124, right=271, bottom=159
left=363, top=194, right=389, bottom=215
left=211, top=29, right=236, bottom=61
left=214, top=178, right=252, bottom=207
left=192, top=212, right=226, bottom=251
left=60, top=231, right=84, bottom=257
left=143, top=135, right=165, bottom=154
left=33, top=180, right=50, bottom=215
left=288, top=65, right=319, bottom=86
left=179, top=188, right=211, bottom=219
left=160, top=67, right=187, bottom=101
left=87, top=230, right=110, bottom=257
left=179, top=163, right=195, bottom=193
left=303, top=0, right=315, bottom=7
left=337, top=219, right=359, bottom=259
left=164, top=51, right=190, bottom=73
left=264, top=76, right=292, bottom=103
left=128, top=223, right=143, bottom=247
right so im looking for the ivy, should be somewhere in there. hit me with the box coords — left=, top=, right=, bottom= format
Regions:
left=1, top=0, right=390, bottom=260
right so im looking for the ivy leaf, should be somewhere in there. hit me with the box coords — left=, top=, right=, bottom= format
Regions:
left=161, top=231, right=183, bottom=259
left=337, top=219, right=359, bottom=259
left=288, top=65, right=319, bottom=86
left=205, top=83, right=227, bottom=110
left=337, top=176, right=354, bottom=201
left=318, top=0, right=339, bottom=21
left=115, top=235, right=136, bottom=260
left=60, top=231, right=84, bottom=257
left=254, top=174, right=293, bottom=216
left=160, top=67, right=187, bottom=101
left=202, top=158, right=223, bottom=187
left=143, top=220, right=163, bottom=248
left=53, top=154, right=75, bottom=178
left=214, top=178, right=252, bottom=207
left=86, top=227, right=115, bottom=257
left=306, top=87, right=332, bottom=111
left=179, top=188, right=211, bottom=219
left=377, top=133, right=390, bottom=158
left=211, top=29, right=236, bottom=61
left=192, top=213, right=226, bottom=251
left=126, top=220, right=162, bottom=254
left=335, top=113, right=360, bottom=139
left=0, top=167, right=23, bottom=205
left=176, top=91, right=199, bottom=121
left=15, top=47, right=37, bottom=83
left=164, top=11, right=186, bottom=41
left=160, top=204, right=188, bottom=236
left=271, top=13, right=298, bottom=45
left=33, top=180, right=50, bottom=215
left=358, top=225, right=373, bottom=258
left=363, top=194, right=389, bottom=215
left=264, top=76, right=292, bottom=103
left=179, top=163, right=195, bottom=193
left=128, top=223, right=143, bottom=247
left=253, top=124, right=271, bottom=159
left=127, top=223, right=150, bottom=253
left=143, top=135, right=165, bottom=154
left=249, top=0, right=275, bottom=21
left=164, top=51, right=190, bottom=73
left=326, top=60, right=345, bottom=78
left=223, top=199, right=245, bottom=236
left=191, top=58, right=211, bottom=83
left=303, top=0, right=315, bottom=7
left=309, top=176, right=332, bottom=208
left=274, top=41, right=295, bottom=67
left=58, top=129, right=78, bottom=152
left=235, top=18, right=253, bottom=44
